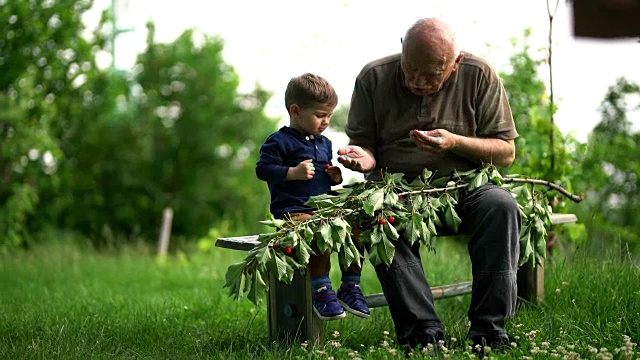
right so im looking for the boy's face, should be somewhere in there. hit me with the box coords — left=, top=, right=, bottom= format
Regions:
left=289, top=102, right=335, bottom=136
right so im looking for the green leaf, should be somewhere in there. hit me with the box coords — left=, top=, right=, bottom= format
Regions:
left=330, top=217, right=348, bottom=247
left=534, top=231, right=546, bottom=264
left=318, top=223, right=332, bottom=252
left=405, top=214, right=421, bottom=245
left=468, top=173, right=485, bottom=192
left=370, top=227, right=383, bottom=246
left=258, top=214, right=285, bottom=229
left=274, top=254, right=289, bottom=280
left=519, top=230, right=533, bottom=266
left=490, top=168, right=503, bottom=185
left=383, top=221, right=399, bottom=240
left=377, top=236, right=396, bottom=266
left=297, top=239, right=313, bottom=265
left=247, top=270, right=267, bottom=304
left=223, top=262, right=246, bottom=300
left=444, top=205, right=462, bottom=233
left=363, top=189, right=385, bottom=215
left=259, top=247, right=271, bottom=265
left=368, top=248, right=382, bottom=267
left=303, top=225, right=314, bottom=244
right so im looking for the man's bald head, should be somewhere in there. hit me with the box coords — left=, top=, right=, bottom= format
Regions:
left=400, top=18, right=462, bottom=96
left=403, top=18, right=458, bottom=65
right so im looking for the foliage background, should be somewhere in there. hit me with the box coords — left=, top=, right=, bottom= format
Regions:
left=1, top=0, right=639, bottom=260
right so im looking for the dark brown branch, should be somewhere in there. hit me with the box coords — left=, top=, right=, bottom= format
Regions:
left=504, top=177, right=583, bottom=202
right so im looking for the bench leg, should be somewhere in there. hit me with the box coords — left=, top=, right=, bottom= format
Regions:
left=517, top=259, right=544, bottom=303
left=267, top=269, right=324, bottom=344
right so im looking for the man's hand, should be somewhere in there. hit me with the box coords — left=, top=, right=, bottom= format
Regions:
left=325, top=165, right=342, bottom=184
left=337, top=145, right=376, bottom=172
left=287, top=159, right=315, bottom=180
left=409, top=129, right=458, bottom=152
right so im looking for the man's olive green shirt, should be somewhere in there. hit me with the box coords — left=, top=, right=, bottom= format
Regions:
left=345, top=52, right=518, bottom=181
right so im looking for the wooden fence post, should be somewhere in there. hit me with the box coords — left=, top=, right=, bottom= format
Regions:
left=157, top=207, right=173, bottom=257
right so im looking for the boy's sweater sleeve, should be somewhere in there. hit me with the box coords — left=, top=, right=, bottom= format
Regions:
left=256, top=137, right=290, bottom=184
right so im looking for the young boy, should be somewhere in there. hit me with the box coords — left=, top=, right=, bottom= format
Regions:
left=256, top=73, right=370, bottom=321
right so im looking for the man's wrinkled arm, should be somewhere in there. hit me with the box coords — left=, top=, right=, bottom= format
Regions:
left=451, top=136, right=515, bottom=168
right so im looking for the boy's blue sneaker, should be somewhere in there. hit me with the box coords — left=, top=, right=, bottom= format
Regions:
left=312, top=285, right=346, bottom=321
left=337, top=284, right=371, bottom=318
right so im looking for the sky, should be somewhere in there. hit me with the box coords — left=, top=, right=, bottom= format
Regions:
left=86, top=0, right=640, bottom=143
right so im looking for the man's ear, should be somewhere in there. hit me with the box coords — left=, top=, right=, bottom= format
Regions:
left=452, top=53, right=464, bottom=71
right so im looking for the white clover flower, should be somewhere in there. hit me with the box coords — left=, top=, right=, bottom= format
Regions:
left=332, top=331, right=340, bottom=338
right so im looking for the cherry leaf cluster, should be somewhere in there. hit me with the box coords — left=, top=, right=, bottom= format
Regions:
left=224, top=164, right=555, bottom=305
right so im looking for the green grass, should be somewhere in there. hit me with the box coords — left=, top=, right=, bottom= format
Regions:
left=1, top=238, right=639, bottom=359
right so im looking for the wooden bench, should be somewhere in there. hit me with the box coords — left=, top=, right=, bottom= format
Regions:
left=216, top=213, right=578, bottom=343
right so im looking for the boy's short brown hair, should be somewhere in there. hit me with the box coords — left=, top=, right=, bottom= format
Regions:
left=285, top=73, right=338, bottom=114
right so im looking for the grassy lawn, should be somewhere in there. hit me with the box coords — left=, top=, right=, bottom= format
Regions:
left=1, top=238, right=639, bottom=359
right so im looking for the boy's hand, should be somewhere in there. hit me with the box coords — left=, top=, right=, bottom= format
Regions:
left=324, top=165, right=342, bottom=184
left=287, top=159, right=315, bottom=181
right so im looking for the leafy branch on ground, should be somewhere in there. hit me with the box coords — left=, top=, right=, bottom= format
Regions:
left=224, top=164, right=583, bottom=304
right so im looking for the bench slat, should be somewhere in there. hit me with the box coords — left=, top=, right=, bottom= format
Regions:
left=365, top=281, right=472, bottom=308
left=216, top=213, right=578, bottom=251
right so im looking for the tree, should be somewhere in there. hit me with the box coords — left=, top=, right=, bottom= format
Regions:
left=571, top=78, right=640, bottom=256
left=0, top=0, right=103, bottom=250
left=45, top=23, right=278, bottom=244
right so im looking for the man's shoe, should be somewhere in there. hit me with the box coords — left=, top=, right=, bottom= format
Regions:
left=312, top=285, right=346, bottom=321
left=469, top=334, right=514, bottom=356
left=400, top=327, right=445, bottom=352
left=337, top=284, right=371, bottom=318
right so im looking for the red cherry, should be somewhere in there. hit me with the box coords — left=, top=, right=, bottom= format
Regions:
left=273, top=242, right=279, bottom=250
left=398, top=195, right=403, bottom=199
left=284, top=246, right=292, bottom=254
left=387, top=216, right=395, bottom=224
left=378, top=218, right=387, bottom=225
left=324, top=164, right=330, bottom=170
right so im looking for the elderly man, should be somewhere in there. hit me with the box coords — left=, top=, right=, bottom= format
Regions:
left=338, top=18, right=520, bottom=351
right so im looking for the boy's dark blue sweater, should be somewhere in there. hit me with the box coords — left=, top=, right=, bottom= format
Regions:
left=256, top=126, right=338, bottom=219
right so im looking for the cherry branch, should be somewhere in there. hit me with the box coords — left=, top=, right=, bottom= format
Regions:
left=504, top=177, right=583, bottom=202
left=397, top=179, right=583, bottom=203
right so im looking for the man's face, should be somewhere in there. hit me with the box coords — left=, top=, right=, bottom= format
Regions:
left=400, top=50, right=460, bottom=96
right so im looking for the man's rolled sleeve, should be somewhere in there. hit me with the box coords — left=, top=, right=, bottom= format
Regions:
left=475, top=75, right=519, bottom=140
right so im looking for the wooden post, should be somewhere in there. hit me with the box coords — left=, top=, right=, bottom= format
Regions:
left=157, top=207, right=173, bottom=257
left=267, top=269, right=323, bottom=344
left=517, top=259, right=544, bottom=303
